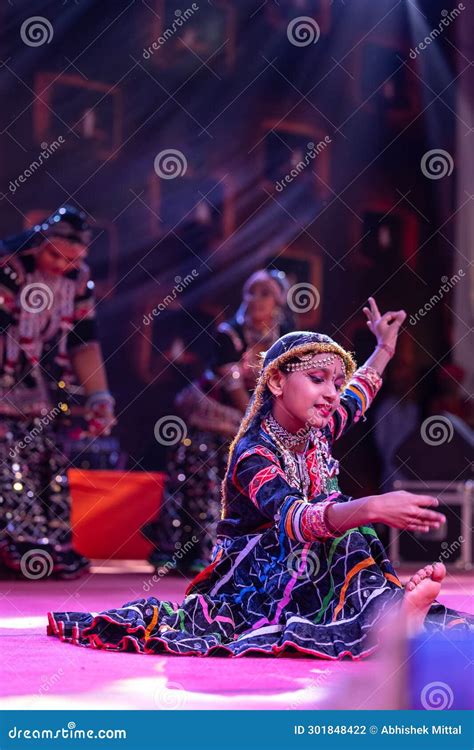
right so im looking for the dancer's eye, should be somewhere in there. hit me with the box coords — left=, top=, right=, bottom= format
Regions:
left=309, top=375, right=324, bottom=384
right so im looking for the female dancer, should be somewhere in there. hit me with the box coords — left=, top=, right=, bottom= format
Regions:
left=0, top=206, right=115, bottom=579
left=48, top=297, right=473, bottom=654
left=142, top=268, right=293, bottom=574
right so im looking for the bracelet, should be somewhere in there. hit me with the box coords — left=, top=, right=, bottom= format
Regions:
left=356, top=365, right=383, bottom=391
left=376, top=343, right=395, bottom=358
left=85, top=390, right=115, bottom=410
left=301, top=500, right=338, bottom=541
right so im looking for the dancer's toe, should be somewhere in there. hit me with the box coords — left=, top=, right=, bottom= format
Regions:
left=431, top=561, right=446, bottom=582
left=402, top=561, right=446, bottom=636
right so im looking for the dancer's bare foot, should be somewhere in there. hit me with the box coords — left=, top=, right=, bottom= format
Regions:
left=401, top=562, right=446, bottom=636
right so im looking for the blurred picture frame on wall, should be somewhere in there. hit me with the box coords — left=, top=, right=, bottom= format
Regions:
left=265, top=0, right=332, bottom=36
left=146, top=0, right=237, bottom=74
left=259, top=119, right=332, bottom=202
left=33, top=73, right=123, bottom=161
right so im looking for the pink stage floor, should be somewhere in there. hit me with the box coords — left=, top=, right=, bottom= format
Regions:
left=1, top=564, right=473, bottom=710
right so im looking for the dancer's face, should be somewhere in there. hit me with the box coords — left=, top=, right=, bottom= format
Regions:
left=244, top=280, right=278, bottom=325
left=36, top=237, right=88, bottom=277
left=269, top=353, right=346, bottom=431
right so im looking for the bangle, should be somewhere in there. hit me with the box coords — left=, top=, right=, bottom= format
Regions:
left=85, top=390, right=115, bottom=409
left=323, top=502, right=337, bottom=535
left=356, top=365, right=383, bottom=391
left=301, top=499, right=338, bottom=541
left=376, top=343, right=395, bottom=358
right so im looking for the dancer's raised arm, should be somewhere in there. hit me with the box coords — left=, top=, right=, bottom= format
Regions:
left=361, top=296, right=406, bottom=376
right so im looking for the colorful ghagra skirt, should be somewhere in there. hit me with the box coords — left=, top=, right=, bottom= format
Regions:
left=47, top=525, right=473, bottom=658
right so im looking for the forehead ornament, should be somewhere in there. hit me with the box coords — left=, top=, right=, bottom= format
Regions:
left=282, top=352, right=345, bottom=374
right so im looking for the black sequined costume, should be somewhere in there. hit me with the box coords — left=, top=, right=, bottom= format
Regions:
left=0, top=207, right=96, bottom=579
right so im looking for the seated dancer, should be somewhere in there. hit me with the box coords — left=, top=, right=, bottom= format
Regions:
left=0, top=206, right=115, bottom=579
left=47, top=298, right=473, bottom=655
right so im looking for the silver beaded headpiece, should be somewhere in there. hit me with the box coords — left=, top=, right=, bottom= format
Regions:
left=282, top=352, right=346, bottom=376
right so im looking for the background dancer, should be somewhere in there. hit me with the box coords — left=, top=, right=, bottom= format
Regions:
left=142, top=269, right=294, bottom=575
left=0, top=206, right=115, bottom=578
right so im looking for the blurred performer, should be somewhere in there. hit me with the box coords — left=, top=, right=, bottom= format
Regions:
left=0, top=206, right=115, bottom=579
left=142, top=269, right=294, bottom=574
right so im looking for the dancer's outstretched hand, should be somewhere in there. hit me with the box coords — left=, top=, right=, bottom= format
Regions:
left=363, top=296, right=406, bottom=349
left=369, top=491, right=446, bottom=532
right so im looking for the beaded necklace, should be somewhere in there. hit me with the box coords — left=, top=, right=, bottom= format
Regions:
left=264, top=414, right=332, bottom=498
